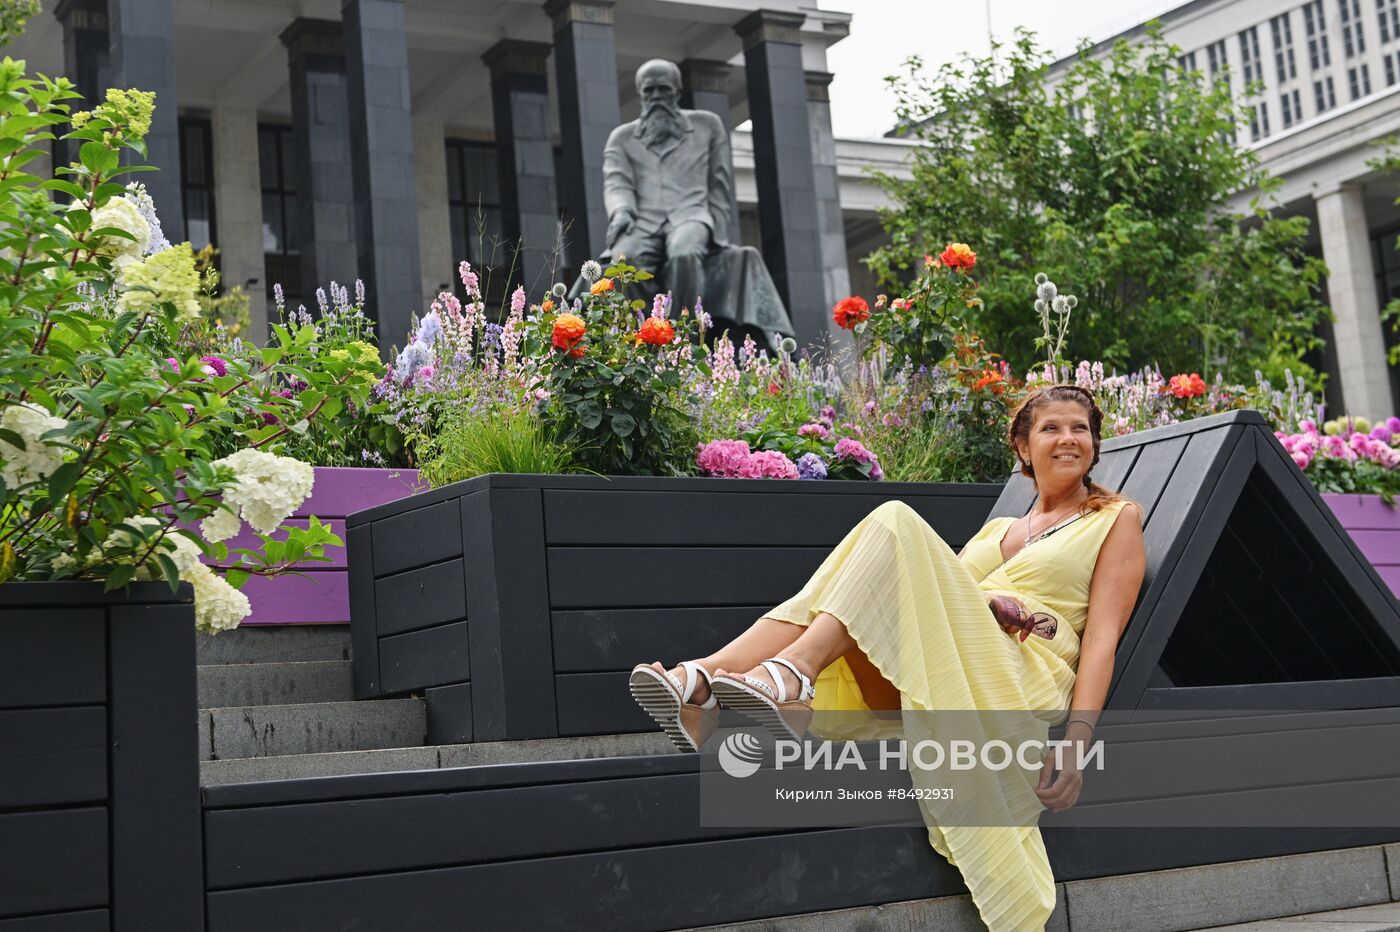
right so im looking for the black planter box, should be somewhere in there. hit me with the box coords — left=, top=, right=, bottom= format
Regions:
left=0, top=581, right=204, bottom=930
left=347, top=475, right=1003, bottom=742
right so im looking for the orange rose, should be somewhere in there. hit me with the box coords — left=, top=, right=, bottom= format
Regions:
left=832, top=296, right=870, bottom=330
left=890, top=297, right=909, bottom=310
left=541, top=298, right=555, bottom=313
left=1168, top=372, right=1206, bottom=398
left=552, top=313, right=586, bottom=351
left=636, top=317, right=675, bottom=346
left=589, top=277, right=615, bottom=295
left=940, top=242, right=976, bottom=270
left=569, top=346, right=586, bottom=358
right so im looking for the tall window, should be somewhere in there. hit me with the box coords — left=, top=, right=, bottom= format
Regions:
left=257, top=125, right=300, bottom=305
left=1339, top=0, right=1367, bottom=54
left=1382, top=0, right=1400, bottom=43
left=1347, top=61, right=1374, bottom=96
left=1248, top=101, right=1272, bottom=141
left=178, top=117, right=215, bottom=251
left=1387, top=52, right=1398, bottom=84
left=1177, top=50, right=1198, bottom=73
left=1280, top=88, right=1303, bottom=126
left=1304, top=1, right=1333, bottom=68
left=445, top=139, right=504, bottom=302
left=1272, top=14, right=1299, bottom=81
left=1314, top=74, right=1339, bottom=110
left=1239, top=26, right=1264, bottom=85
left=1207, top=39, right=1230, bottom=88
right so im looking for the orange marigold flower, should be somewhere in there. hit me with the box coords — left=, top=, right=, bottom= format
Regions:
left=552, top=313, right=586, bottom=351
left=589, top=277, right=615, bottom=295
left=940, top=242, right=976, bottom=270
left=832, top=295, right=870, bottom=330
left=972, top=368, right=1004, bottom=392
left=636, top=317, right=676, bottom=346
left=541, top=298, right=555, bottom=313
left=1168, top=372, right=1207, bottom=399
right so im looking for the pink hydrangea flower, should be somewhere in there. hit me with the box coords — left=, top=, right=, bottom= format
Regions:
left=696, top=439, right=754, bottom=478
left=797, top=422, right=831, bottom=440
left=739, top=450, right=799, bottom=480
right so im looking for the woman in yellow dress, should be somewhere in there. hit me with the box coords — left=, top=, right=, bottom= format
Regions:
left=628, top=384, right=1147, bottom=931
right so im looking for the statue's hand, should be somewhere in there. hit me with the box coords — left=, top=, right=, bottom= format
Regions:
left=606, top=209, right=635, bottom=249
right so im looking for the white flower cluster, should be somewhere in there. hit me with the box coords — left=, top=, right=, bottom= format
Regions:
left=0, top=402, right=69, bottom=488
left=201, top=449, right=316, bottom=540
left=82, top=195, right=151, bottom=269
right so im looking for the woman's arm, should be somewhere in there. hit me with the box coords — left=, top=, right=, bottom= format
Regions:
left=1036, top=502, right=1146, bottom=812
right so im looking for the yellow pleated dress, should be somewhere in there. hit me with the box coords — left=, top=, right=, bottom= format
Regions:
left=761, top=498, right=1133, bottom=932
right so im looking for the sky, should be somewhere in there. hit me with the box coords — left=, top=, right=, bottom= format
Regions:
left=818, top=0, right=1188, bottom=139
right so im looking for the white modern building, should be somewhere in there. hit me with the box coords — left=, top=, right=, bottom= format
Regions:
left=1045, top=0, right=1400, bottom=418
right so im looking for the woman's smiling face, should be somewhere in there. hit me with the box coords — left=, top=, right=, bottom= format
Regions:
left=1018, top=400, right=1094, bottom=484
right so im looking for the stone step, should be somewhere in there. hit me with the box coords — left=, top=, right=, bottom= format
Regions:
left=199, top=698, right=425, bottom=761
left=200, top=732, right=674, bottom=785
left=197, top=660, right=353, bottom=708
left=197, top=624, right=351, bottom=666
left=1198, top=901, right=1400, bottom=931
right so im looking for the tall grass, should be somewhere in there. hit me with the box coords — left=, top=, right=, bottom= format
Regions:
left=418, top=407, right=584, bottom=487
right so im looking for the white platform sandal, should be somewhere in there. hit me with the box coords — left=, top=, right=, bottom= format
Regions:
left=710, top=657, right=816, bottom=742
left=628, top=660, right=719, bottom=753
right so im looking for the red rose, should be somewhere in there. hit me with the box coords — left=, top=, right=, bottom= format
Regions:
left=832, top=296, right=870, bottom=330
left=636, top=317, right=676, bottom=346
left=939, top=242, right=976, bottom=270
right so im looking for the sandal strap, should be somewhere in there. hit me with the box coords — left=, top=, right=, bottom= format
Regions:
left=677, top=660, right=718, bottom=709
left=762, top=657, right=815, bottom=703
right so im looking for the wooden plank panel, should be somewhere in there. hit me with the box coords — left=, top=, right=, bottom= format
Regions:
left=542, top=489, right=995, bottom=547
left=552, top=606, right=773, bottom=673
left=0, top=809, right=107, bottom=919
left=555, top=672, right=651, bottom=735
left=1117, top=433, right=1190, bottom=527
left=548, top=546, right=828, bottom=609
left=462, top=489, right=557, bottom=741
left=238, top=570, right=349, bottom=625
left=379, top=622, right=471, bottom=695
left=108, top=605, right=204, bottom=931
left=299, top=467, right=423, bottom=518
left=1110, top=424, right=1252, bottom=710
left=372, top=559, right=467, bottom=637
left=348, top=525, right=380, bottom=698
left=1140, top=678, right=1400, bottom=710
left=425, top=683, right=472, bottom=745
left=1320, top=493, right=1400, bottom=529
left=1091, top=444, right=1140, bottom=493
left=205, top=825, right=951, bottom=932
left=0, top=911, right=109, bottom=932
left=0, top=610, right=105, bottom=709
left=1345, top=529, right=1400, bottom=565
left=0, top=707, right=105, bottom=810
left=372, top=499, right=463, bottom=576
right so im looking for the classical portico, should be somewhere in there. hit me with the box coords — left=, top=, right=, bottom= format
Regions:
left=17, top=0, right=879, bottom=353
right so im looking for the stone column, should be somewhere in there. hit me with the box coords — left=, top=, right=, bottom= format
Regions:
left=342, top=0, right=420, bottom=351
left=1315, top=185, right=1395, bottom=420
left=107, top=0, right=183, bottom=242
left=483, top=40, right=561, bottom=295
left=413, top=118, right=453, bottom=301
left=211, top=106, right=268, bottom=343
left=544, top=0, right=619, bottom=264
left=680, top=58, right=740, bottom=243
left=735, top=10, right=827, bottom=350
left=53, top=0, right=110, bottom=171
left=805, top=69, right=853, bottom=353
left=280, top=19, right=358, bottom=312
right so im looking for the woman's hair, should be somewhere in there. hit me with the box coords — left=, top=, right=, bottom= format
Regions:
left=1007, top=384, right=1128, bottom=513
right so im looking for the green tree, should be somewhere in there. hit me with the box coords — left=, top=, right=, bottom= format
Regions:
left=868, top=25, right=1329, bottom=387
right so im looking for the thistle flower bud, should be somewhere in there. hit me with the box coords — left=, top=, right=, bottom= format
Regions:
left=552, top=282, right=568, bottom=298
left=1037, top=281, right=1057, bottom=302
left=1034, top=272, right=1048, bottom=285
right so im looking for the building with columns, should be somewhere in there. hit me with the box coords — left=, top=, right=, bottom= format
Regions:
left=1043, top=0, right=1400, bottom=420
left=17, top=0, right=907, bottom=355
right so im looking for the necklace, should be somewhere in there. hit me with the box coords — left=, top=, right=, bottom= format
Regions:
left=1023, top=495, right=1089, bottom=547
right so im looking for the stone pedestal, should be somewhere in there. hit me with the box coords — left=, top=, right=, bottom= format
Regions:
left=484, top=39, right=562, bottom=295
left=544, top=0, right=620, bottom=266
left=1316, top=185, right=1396, bottom=419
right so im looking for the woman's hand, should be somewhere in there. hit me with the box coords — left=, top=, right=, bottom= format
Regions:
left=987, top=594, right=1032, bottom=642
left=1035, top=721, right=1093, bottom=812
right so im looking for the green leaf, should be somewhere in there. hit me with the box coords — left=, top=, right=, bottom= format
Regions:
left=224, top=568, right=250, bottom=590
left=610, top=413, right=636, bottom=438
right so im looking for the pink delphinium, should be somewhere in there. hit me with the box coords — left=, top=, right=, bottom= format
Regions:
left=458, top=260, right=480, bottom=298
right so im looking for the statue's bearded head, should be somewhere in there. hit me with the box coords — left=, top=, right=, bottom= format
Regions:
left=635, top=59, right=685, bottom=151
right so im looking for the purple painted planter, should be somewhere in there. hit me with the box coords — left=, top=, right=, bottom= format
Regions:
left=1322, top=493, right=1400, bottom=597
left=234, top=467, right=422, bottom=625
